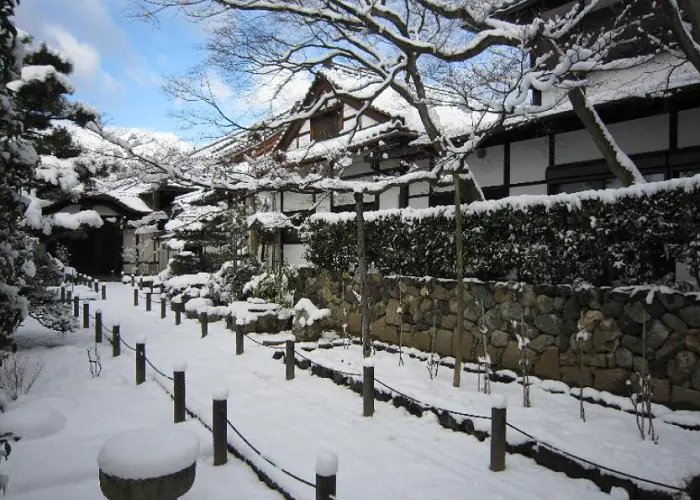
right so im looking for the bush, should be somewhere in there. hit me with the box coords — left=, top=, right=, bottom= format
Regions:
left=242, top=265, right=301, bottom=306
left=302, top=177, right=700, bottom=286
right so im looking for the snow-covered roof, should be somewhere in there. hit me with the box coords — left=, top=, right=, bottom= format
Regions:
left=246, top=212, right=293, bottom=230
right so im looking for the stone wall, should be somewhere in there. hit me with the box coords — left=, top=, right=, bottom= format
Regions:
left=297, top=269, right=700, bottom=410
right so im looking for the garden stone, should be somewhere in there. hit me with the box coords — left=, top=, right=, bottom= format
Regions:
left=493, top=285, right=512, bottom=304
left=435, top=329, right=453, bottom=357
left=486, top=345, right=505, bottom=365
left=471, top=284, right=494, bottom=309
left=679, top=305, right=700, bottom=328
left=464, top=303, right=481, bottom=322
left=553, top=297, right=566, bottom=311
left=618, top=314, right=642, bottom=337
left=557, top=333, right=570, bottom=352
left=432, top=285, right=450, bottom=301
left=528, top=334, right=556, bottom=353
left=385, top=299, right=402, bottom=326
left=582, top=310, right=604, bottom=332
left=536, top=295, right=553, bottom=314
left=499, top=301, right=523, bottom=322
left=661, top=313, right=688, bottom=335
left=563, top=296, right=581, bottom=320
left=620, top=335, right=644, bottom=356
left=686, top=329, right=700, bottom=355
left=691, top=362, right=700, bottom=391
left=520, top=287, right=537, bottom=308
left=347, top=312, right=361, bottom=334
left=646, top=320, right=670, bottom=350
left=655, top=335, right=685, bottom=361
left=601, top=300, right=624, bottom=318
left=632, top=356, right=648, bottom=374
left=659, top=293, right=685, bottom=312
left=651, top=378, right=670, bottom=404
left=534, top=347, right=559, bottom=379
left=615, top=348, right=633, bottom=369
left=592, top=319, right=621, bottom=352
left=648, top=359, right=668, bottom=379
left=534, top=314, right=562, bottom=336
left=669, top=351, right=697, bottom=384
left=440, top=314, right=457, bottom=330
left=647, top=298, right=666, bottom=319
left=594, top=368, right=629, bottom=393
left=671, top=386, right=700, bottom=410
left=483, top=308, right=502, bottom=331
left=625, top=302, right=651, bottom=323
left=490, top=330, right=509, bottom=348
left=585, top=353, right=608, bottom=368
left=561, top=366, right=592, bottom=387
left=500, top=341, right=521, bottom=371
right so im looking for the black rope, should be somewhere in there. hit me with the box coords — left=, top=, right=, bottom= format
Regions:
left=244, top=333, right=285, bottom=350
left=145, top=356, right=174, bottom=381
left=224, top=418, right=316, bottom=488
left=120, top=336, right=137, bottom=352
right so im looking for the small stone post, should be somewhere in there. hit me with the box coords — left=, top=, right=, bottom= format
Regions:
left=286, top=340, right=295, bottom=381
left=83, top=302, right=90, bottom=329
left=363, top=359, right=374, bottom=417
left=490, top=395, right=507, bottom=472
left=146, top=292, right=152, bottom=312
left=212, top=389, right=228, bottom=466
left=133, top=288, right=139, bottom=307
left=174, top=303, right=182, bottom=326
left=200, top=312, right=208, bottom=338
left=101, top=283, right=107, bottom=300
left=315, top=450, right=338, bottom=500
left=112, top=323, right=121, bottom=357
left=130, top=274, right=135, bottom=287
left=94, top=280, right=99, bottom=293
left=225, top=314, right=233, bottom=331
left=173, top=361, right=187, bottom=424
left=235, top=324, right=244, bottom=355
left=136, top=337, right=146, bottom=385
left=95, top=309, right=103, bottom=343
left=60, top=285, right=66, bottom=303
left=160, top=294, right=167, bottom=319
left=66, top=290, right=72, bottom=305
left=73, top=296, right=80, bottom=317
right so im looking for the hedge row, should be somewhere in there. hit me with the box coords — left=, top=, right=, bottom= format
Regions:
left=301, top=177, right=700, bottom=286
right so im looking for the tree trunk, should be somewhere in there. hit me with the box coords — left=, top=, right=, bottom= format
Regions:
left=661, top=0, right=700, bottom=74
left=355, top=192, right=371, bottom=358
left=453, top=173, right=464, bottom=387
left=567, top=87, right=644, bottom=186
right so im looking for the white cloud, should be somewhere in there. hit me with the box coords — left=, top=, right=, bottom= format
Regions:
left=243, top=71, right=312, bottom=115
left=44, top=24, right=101, bottom=78
left=205, top=70, right=233, bottom=102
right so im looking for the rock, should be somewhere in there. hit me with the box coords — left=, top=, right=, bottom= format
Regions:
left=557, top=333, right=570, bottom=352
left=656, top=335, right=685, bottom=361
left=601, top=301, right=624, bottom=318
left=536, top=295, right=553, bottom=314
left=625, top=302, right=651, bottom=324
left=454, top=329, right=474, bottom=362
left=648, top=359, right=668, bottom=379
left=659, top=293, right=685, bottom=312
left=487, top=345, right=505, bottom=366
left=471, top=284, right=494, bottom=309
left=419, top=298, right=434, bottom=314
left=593, top=319, right=621, bottom=352
left=528, top=334, right=556, bottom=353
left=553, top=297, right=566, bottom=311
left=621, top=335, right=644, bottom=355
left=679, top=305, right=700, bottom=328
left=582, top=310, right=605, bottom=332
left=534, top=314, right=562, bottom=336
left=563, top=296, right=581, bottom=320
left=435, top=329, right=453, bottom=357
left=671, top=386, right=700, bottom=410
left=561, top=366, right=592, bottom=388
left=646, top=319, right=670, bottom=350
left=493, top=285, right=512, bottom=304
left=385, top=299, right=402, bottom=326
left=441, top=314, right=457, bottom=330
left=615, top=348, right=633, bottom=369
left=560, top=349, right=578, bottom=367
left=521, top=287, right=537, bottom=308
left=347, top=312, right=361, bottom=334
left=687, top=329, right=700, bottom=355
left=632, top=356, right=648, bottom=374
left=661, top=313, right=687, bottom=335
left=594, top=368, right=629, bottom=393
left=649, top=378, right=670, bottom=404
left=412, top=330, right=431, bottom=352
left=618, top=314, right=642, bottom=337
left=464, top=303, right=481, bottom=322
left=586, top=353, right=608, bottom=368
left=501, top=341, right=521, bottom=371
left=691, top=362, right=700, bottom=391
left=668, top=351, right=697, bottom=384
left=534, top=347, right=560, bottom=379
left=483, top=308, right=502, bottom=331
left=491, top=330, right=509, bottom=348
left=432, top=285, right=450, bottom=301
left=499, top=301, right=523, bottom=323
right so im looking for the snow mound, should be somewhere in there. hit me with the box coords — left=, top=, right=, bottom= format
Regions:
left=539, top=380, right=570, bottom=394
left=294, top=298, right=331, bottom=326
left=0, top=403, right=66, bottom=439
left=315, top=449, right=338, bottom=477
left=97, top=426, right=199, bottom=480
left=212, top=388, right=229, bottom=401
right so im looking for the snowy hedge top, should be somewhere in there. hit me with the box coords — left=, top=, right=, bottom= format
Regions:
left=246, top=212, right=293, bottom=230
left=307, top=174, right=700, bottom=225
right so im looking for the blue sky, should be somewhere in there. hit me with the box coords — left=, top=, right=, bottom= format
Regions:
left=15, top=0, right=211, bottom=140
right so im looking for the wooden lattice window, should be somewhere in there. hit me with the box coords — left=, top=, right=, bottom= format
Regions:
left=310, top=111, right=341, bottom=140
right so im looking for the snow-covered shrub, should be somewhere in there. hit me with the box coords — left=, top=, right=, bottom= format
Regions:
left=0, top=352, right=44, bottom=401
left=242, top=265, right=300, bottom=307
left=304, top=178, right=700, bottom=286
left=168, top=252, right=200, bottom=276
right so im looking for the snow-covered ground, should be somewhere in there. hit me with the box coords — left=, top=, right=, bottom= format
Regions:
left=3, top=282, right=698, bottom=499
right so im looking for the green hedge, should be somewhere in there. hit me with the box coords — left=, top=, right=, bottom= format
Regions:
left=302, top=177, right=700, bottom=286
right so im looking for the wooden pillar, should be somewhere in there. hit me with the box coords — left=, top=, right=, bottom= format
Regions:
left=212, top=389, right=228, bottom=466
left=173, top=362, right=187, bottom=424
left=490, top=396, right=507, bottom=472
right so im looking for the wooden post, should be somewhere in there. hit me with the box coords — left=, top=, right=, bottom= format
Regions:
left=145, top=292, right=152, bottom=312
left=112, top=324, right=121, bottom=357
left=363, top=362, right=375, bottom=417
left=133, top=289, right=139, bottom=307
left=225, top=314, right=233, bottom=331
left=94, top=280, right=99, bottom=292
left=60, top=286, right=66, bottom=303
left=73, top=296, right=80, bottom=317
left=131, top=274, right=135, bottom=287
left=101, top=284, right=106, bottom=300
left=212, top=389, right=228, bottom=466
left=136, top=338, right=146, bottom=385
left=82, top=302, right=90, bottom=329
left=285, top=340, right=295, bottom=380
left=95, top=309, right=102, bottom=343
left=66, top=290, right=72, bottom=305
left=490, top=396, right=507, bottom=472
left=160, top=294, right=167, bottom=319
left=315, top=450, right=338, bottom=500
left=200, top=312, right=208, bottom=338
left=175, top=305, right=182, bottom=326
left=235, top=324, right=244, bottom=355
left=173, top=362, right=186, bottom=424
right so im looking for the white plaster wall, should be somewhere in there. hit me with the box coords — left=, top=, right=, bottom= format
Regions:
left=298, top=134, right=310, bottom=148
left=283, top=192, right=315, bottom=211
left=343, top=117, right=357, bottom=131
left=123, top=229, right=136, bottom=275
left=509, top=183, right=548, bottom=196
left=555, top=128, right=600, bottom=164
left=408, top=196, right=429, bottom=209
left=409, top=181, right=430, bottom=196
left=679, top=107, right=700, bottom=148
left=380, top=187, right=400, bottom=210
left=510, top=137, right=549, bottom=184
left=283, top=244, right=309, bottom=267
left=316, top=194, right=332, bottom=213
left=334, top=191, right=373, bottom=206
left=300, top=121, right=310, bottom=133
left=342, top=159, right=373, bottom=177
left=467, top=145, right=503, bottom=187
left=56, top=204, right=81, bottom=214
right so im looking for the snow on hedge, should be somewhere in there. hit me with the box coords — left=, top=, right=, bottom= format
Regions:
left=294, top=298, right=330, bottom=326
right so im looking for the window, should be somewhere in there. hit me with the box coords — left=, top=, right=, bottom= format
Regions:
left=310, top=111, right=341, bottom=141
left=551, top=172, right=665, bottom=194
left=429, top=185, right=508, bottom=207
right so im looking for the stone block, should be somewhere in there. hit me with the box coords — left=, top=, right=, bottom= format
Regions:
left=593, top=368, right=629, bottom=394
left=534, top=347, right=560, bottom=379
left=490, top=330, right=509, bottom=348
left=561, top=366, right=592, bottom=388
left=686, top=329, right=700, bottom=355
left=668, top=350, right=697, bottom=385
left=680, top=305, right=700, bottom=328
left=592, top=319, right=621, bottom=353
left=661, top=313, right=687, bottom=335
left=671, top=385, right=700, bottom=410
left=536, top=295, right=553, bottom=314
left=534, top=314, right=563, bottom=336
left=528, top=334, right=556, bottom=353
left=435, top=329, right=453, bottom=357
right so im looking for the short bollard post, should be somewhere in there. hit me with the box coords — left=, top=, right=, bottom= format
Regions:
left=363, top=359, right=375, bottom=417
left=73, top=296, right=80, bottom=317
left=285, top=340, right=295, bottom=381
left=173, top=362, right=187, bottom=424
left=160, top=294, right=167, bottom=319
left=130, top=274, right=135, bottom=287
left=94, top=280, right=99, bottom=292
left=490, top=395, right=507, bottom=472
left=200, top=312, right=208, bottom=338
left=112, top=323, right=121, bottom=357
left=136, top=337, right=146, bottom=385
left=95, top=309, right=103, bottom=343
left=174, top=301, right=182, bottom=326
left=83, top=302, right=90, bottom=329
left=133, top=288, right=139, bottom=307
left=212, top=389, right=228, bottom=466
left=145, top=292, right=152, bottom=312
left=66, top=290, right=72, bottom=305
left=225, top=314, right=233, bottom=331
left=315, top=450, right=338, bottom=500
left=101, top=283, right=106, bottom=300
left=235, top=324, right=244, bottom=355
left=60, top=286, right=66, bottom=303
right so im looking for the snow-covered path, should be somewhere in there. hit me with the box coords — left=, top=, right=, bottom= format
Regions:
left=87, top=283, right=616, bottom=500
